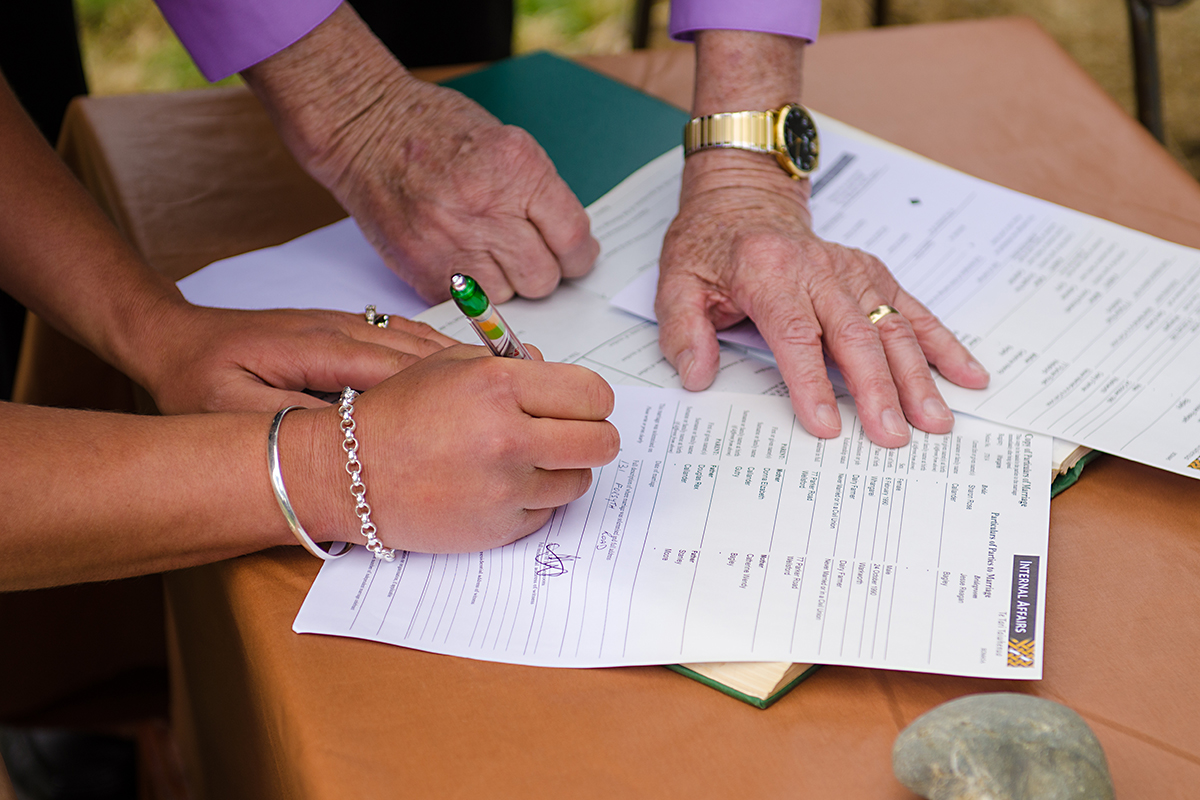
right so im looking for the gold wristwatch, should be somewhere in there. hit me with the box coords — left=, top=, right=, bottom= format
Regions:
left=683, top=103, right=819, bottom=179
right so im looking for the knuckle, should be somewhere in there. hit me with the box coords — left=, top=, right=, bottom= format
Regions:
left=476, top=475, right=509, bottom=509
left=769, top=316, right=824, bottom=352
left=482, top=278, right=515, bottom=303
left=831, top=317, right=880, bottom=351
left=907, top=310, right=948, bottom=341
left=483, top=359, right=520, bottom=397
left=402, top=319, right=443, bottom=339
left=595, top=422, right=621, bottom=463
left=856, top=372, right=899, bottom=401
left=493, top=125, right=544, bottom=165
left=476, top=425, right=521, bottom=464
left=797, top=238, right=842, bottom=269
left=791, top=375, right=834, bottom=402
left=517, top=509, right=554, bottom=541
left=468, top=358, right=521, bottom=406
left=876, top=314, right=917, bottom=344
left=583, top=372, right=616, bottom=417
left=561, top=217, right=594, bottom=253
left=854, top=247, right=888, bottom=273
left=572, top=468, right=594, bottom=500
left=392, top=353, right=423, bottom=372
left=899, top=361, right=936, bottom=388
left=515, top=269, right=560, bottom=299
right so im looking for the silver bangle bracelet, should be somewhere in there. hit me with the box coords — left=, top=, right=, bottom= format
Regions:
left=268, top=406, right=351, bottom=561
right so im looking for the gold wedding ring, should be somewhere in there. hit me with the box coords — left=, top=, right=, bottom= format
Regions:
left=364, top=304, right=390, bottom=328
left=868, top=304, right=900, bottom=325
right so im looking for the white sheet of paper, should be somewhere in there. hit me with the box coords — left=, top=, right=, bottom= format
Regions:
left=178, top=218, right=429, bottom=318
left=294, top=385, right=1050, bottom=678
left=610, top=115, right=1200, bottom=479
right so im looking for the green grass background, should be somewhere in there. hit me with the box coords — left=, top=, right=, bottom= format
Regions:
left=74, top=0, right=1200, bottom=177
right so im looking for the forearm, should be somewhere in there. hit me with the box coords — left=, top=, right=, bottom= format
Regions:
left=0, top=75, right=188, bottom=390
left=692, top=29, right=804, bottom=115
left=240, top=3, right=415, bottom=191
left=239, top=3, right=589, bottom=303
left=0, top=402, right=310, bottom=590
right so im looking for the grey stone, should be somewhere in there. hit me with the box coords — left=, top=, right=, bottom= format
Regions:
left=892, top=693, right=1114, bottom=800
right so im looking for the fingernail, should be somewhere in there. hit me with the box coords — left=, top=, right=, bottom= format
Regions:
left=677, top=349, right=696, bottom=389
left=923, top=397, right=953, bottom=422
left=882, top=409, right=909, bottom=439
left=966, top=358, right=990, bottom=381
left=817, top=403, right=841, bottom=433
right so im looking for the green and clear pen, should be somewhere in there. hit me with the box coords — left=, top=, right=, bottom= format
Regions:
left=450, top=273, right=532, bottom=360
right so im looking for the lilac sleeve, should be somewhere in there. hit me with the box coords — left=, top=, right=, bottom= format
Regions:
left=668, top=0, right=820, bottom=43
left=155, top=0, right=342, bottom=81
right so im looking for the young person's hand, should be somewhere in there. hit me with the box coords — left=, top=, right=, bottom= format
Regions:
left=281, top=345, right=620, bottom=553
left=139, top=303, right=457, bottom=414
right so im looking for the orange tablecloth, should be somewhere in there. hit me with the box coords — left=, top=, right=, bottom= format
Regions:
left=16, top=18, right=1200, bottom=798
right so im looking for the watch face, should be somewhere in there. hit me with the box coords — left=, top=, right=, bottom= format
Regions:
left=781, top=106, right=819, bottom=175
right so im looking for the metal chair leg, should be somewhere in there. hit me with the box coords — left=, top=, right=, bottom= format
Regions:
left=633, top=0, right=653, bottom=49
left=1127, top=0, right=1166, bottom=142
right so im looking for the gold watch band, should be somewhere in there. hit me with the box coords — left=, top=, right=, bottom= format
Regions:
left=683, top=110, right=778, bottom=156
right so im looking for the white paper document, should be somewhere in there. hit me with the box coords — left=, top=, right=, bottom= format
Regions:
left=178, top=218, right=428, bottom=319
left=612, top=117, right=1200, bottom=479
left=294, top=386, right=1050, bottom=678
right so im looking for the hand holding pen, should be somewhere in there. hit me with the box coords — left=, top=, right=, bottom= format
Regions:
left=288, top=276, right=616, bottom=553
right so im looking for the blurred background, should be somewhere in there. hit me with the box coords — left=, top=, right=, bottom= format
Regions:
left=75, top=0, right=1200, bottom=177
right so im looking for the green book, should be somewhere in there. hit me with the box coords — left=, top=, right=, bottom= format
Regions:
left=444, top=51, right=688, bottom=206
left=667, top=663, right=824, bottom=709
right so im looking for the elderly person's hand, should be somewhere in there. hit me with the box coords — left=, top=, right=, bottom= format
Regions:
left=242, top=4, right=599, bottom=304
left=655, top=29, right=989, bottom=447
left=656, top=150, right=990, bottom=448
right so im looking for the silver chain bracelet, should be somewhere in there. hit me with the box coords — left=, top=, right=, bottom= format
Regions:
left=339, top=387, right=396, bottom=562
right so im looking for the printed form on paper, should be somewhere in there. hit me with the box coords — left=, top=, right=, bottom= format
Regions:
left=294, top=386, right=1050, bottom=678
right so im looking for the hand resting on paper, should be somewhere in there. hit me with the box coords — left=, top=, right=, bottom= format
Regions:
left=656, top=149, right=991, bottom=448
left=241, top=4, right=599, bottom=305
left=135, top=302, right=456, bottom=415
left=270, top=344, right=621, bottom=554
left=656, top=30, right=990, bottom=449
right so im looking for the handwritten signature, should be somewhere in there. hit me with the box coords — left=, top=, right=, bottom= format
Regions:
left=534, top=543, right=577, bottom=577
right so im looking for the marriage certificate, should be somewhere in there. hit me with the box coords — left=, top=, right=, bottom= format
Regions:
left=294, top=387, right=1050, bottom=679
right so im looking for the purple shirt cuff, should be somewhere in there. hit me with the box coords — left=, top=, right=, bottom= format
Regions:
left=668, top=0, right=820, bottom=43
left=156, top=0, right=343, bottom=81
